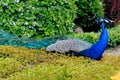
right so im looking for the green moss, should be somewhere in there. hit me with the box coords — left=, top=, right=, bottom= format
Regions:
left=0, top=45, right=120, bottom=80
left=0, top=58, right=23, bottom=78
left=111, top=72, right=120, bottom=80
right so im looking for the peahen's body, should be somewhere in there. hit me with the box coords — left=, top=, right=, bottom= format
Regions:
left=0, top=17, right=111, bottom=60
left=46, top=18, right=111, bottom=60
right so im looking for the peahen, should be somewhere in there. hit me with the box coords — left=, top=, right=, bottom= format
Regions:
left=46, top=17, right=113, bottom=60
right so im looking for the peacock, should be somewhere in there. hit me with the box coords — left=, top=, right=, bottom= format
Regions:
left=0, top=17, right=112, bottom=60
left=46, top=17, right=113, bottom=60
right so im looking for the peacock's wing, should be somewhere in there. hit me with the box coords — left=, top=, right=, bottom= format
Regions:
left=46, top=39, right=92, bottom=53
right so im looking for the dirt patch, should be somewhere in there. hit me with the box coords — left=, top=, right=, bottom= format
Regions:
left=105, top=45, right=120, bottom=56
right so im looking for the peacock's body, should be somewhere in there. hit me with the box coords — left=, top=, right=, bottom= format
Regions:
left=0, top=17, right=112, bottom=60
left=46, top=39, right=92, bottom=53
left=47, top=18, right=111, bottom=60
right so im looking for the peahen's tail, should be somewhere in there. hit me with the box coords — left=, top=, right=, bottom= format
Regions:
left=0, top=29, right=68, bottom=49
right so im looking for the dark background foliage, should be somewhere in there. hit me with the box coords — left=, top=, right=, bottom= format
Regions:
left=104, top=0, right=120, bottom=25
left=74, top=0, right=104, bottom=32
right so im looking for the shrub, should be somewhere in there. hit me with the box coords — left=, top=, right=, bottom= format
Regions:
left=0, top=0, right=77, bottom=38
left=73, top=24, right=120, bottom=47
left=74, top=0, right=104, bottom=32
left=108, top=25, right=120, bottom=47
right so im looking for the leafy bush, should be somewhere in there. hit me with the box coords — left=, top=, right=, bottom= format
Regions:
left=108, top=25, right=120, bottom=47
left=0, top=0, right=77, bottom=38
left=74, top=0, right=104, bottom=32
left=73, top=24, right=120, bottom=47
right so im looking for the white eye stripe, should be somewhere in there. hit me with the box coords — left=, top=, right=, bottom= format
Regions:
left=100, top=19, right=114, bottom=23
left=105, top=20, right=109, bottom=23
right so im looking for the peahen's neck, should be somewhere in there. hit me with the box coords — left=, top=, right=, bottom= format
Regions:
left=83, top=21, right=108, bottom=60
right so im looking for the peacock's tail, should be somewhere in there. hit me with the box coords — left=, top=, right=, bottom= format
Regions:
left=0, top=29, right=68, bottom=49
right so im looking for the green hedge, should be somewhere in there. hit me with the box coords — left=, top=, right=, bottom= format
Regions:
left=75, top=0, right=104, bottom=31
left=73, top=24, right=120, bottom=47
left=108, top=25, right=120, bottom=47
left=0, top=0, right=77, bottom=38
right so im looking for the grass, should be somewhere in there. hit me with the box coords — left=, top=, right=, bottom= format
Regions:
left=111, top=72, right=120, bottom=80
left=0, top=45, right=120, bottom=80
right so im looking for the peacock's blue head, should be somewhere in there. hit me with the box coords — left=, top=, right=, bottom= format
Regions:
left=96, top=16, right=114, bottom=27
left=96, top=16, right=101, bottom=24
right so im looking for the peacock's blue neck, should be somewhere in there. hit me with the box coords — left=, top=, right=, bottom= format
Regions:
left=83, top=21, right=108, bottom=60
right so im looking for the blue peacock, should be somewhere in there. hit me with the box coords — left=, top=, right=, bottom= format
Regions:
left=46, top=17, right=112, bottom=60
left=0, top=17, right=112, bottom=60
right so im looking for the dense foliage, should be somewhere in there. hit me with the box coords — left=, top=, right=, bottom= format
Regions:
left=73, top=24, right=120, bottom=47
left=0, top=0, right=77, bottom=38
left=0, top=45, right=120, bottom=80
left=74, top=0, right=104, bottom=32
